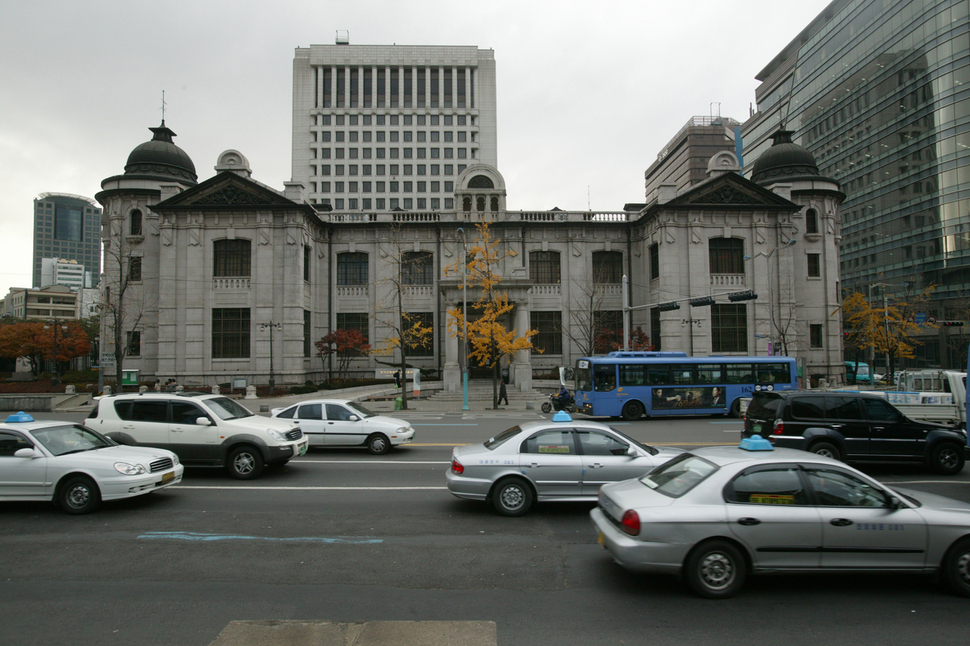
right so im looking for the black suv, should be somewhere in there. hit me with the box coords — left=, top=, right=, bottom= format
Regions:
left=743, top=390, right=967, bottom=475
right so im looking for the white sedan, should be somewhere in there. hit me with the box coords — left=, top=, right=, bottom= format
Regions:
left=0, top=412, right=183, bottom=514
left=270, top=399, right=415, bottom=454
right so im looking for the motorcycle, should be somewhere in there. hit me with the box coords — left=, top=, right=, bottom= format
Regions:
left=542, top=393, right=575, bottom=414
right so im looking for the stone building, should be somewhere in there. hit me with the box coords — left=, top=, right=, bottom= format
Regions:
left=96, top=122, right=844, bottom=391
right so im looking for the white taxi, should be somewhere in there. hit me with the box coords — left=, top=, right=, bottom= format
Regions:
left=0, top=412, right=183, bottom=514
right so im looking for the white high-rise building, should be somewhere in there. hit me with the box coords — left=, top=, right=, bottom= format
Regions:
left=291, top=38, right=498, bottom=212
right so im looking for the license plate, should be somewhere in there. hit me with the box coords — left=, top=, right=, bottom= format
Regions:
left=598, top=532, right=605, bottom=547
left=752, top=424, right=761, bottom=434
left=299, top=444, right=308, bottom=456
left=161, top=471, right=175, bottom=484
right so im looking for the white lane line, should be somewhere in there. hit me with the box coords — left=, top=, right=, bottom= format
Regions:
left=177, top=486, right=449, bottom=490
left=297, top=460, right=449, bottom=464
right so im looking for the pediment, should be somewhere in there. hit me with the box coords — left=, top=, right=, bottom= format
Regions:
left=670, top=173, right=794, bottom=208
left=156, top=172, right=296, bottom=209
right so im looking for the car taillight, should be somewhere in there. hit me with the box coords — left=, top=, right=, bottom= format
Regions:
left=772, top=419, right=784, bottom=435
left=451, top=458, right=464, bottom=475
left=620, top=510, right=640, bottom=536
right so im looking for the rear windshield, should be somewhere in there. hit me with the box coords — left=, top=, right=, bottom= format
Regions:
left=484, top=426, right=521, bottom=450
left=640, top=453, right=718, bottom=497
left=746, top=393, right=781, bottom=420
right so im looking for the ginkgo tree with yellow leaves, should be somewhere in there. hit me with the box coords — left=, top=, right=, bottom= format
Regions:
left=446, top=221, right=538, bottom=409
left=841, top=288, right=934, bottom=384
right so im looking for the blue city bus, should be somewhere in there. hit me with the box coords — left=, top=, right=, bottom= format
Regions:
left=573, top=351, right=798, bottom=420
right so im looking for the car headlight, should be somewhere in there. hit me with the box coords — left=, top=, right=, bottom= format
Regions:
left=397, top=426, right=411, bottom=434
left=114, top=462, right=147, bottom=476
left=267, top=429, right=286, bottom=442
left=171, top=453, right=180, bottom=466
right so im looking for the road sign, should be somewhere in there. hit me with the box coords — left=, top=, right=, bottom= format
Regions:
left=101, top=353, right=115, bottom=367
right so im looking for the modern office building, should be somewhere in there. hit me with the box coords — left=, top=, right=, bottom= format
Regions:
left=741, top=0, right=970, bottom=366
left=40, top=258, right=85, bottom=292
left=644, top=116, right=741, bottom=203
left=291, top=38, right=498, bottom=212
left=32, top=193, right=101, bottom=289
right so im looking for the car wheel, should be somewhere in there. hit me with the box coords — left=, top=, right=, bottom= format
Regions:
left=931, top=443, right=965, bottom=475
left=684, top=540, right=747, bottom=599
left=810, top=441, right=841, bottom=461
left=59, top=476, right=101, bottom=515
left=491, top=478, right=534, bottom=516
left=367, top=433, right=391, bottom=455
left=622, top=400, right=644, bottom=421
left=227, top=445, right=264, bottom=480
left=541, top=402, right=552, bottom=414
left=941, top=538, right=970, bottom=597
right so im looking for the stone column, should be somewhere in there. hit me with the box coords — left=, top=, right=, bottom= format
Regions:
left=512, top=302, right=532, bottom=392
left=442, top=297, right=461, bottom=393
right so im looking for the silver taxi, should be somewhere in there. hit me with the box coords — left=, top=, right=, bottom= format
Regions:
left=446, top=411, right=683, bottom=516
left=591, top=435, right=970, bottom=598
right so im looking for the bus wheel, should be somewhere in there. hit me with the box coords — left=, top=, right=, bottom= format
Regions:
left=622, top=401, right=644, bottom=421
left=729, top=399, right=742, bottom=418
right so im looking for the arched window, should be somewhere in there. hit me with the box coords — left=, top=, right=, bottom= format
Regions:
left=130, top=210, right=142, bottom=236
left=709, top=238, right=744, bottom=274
left=402, top=251, right=434, bottom=285
left=592, top=251, right=623, bottom=284
left=476, top=196, right=486, bottom=211
left=806, top=208, right=819, bottom=234
left=337, top=252, right=368, bottom=285
left=213, top=239, right=251, bottom=277
left=463, top=196, right=472, bottom=212
left=468, top=175, right=494, bottom=189
left=529, top=251, right=561, bottom=284
left=490, top=196, right=499, bottom=212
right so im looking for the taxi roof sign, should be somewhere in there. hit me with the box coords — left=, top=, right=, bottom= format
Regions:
left=552, top=411, right=573, bottom=423
left=6, top=411, right=35, bottom=423
left=739, top=434, right=773, bottom=451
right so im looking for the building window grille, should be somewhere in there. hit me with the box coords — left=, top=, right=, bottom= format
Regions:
left=212, top=308, right=250, bottom=359
left=213, top=239, right=251, bottom=277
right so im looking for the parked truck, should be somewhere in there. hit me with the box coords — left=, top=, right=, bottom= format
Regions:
left=886, top=370, right=967, bottom=429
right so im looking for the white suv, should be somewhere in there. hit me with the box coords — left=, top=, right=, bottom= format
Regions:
left=86, top=393, right=308, bottom=479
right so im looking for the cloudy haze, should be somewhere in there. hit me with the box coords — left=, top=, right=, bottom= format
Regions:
left=0, top=0, right=831, bottom=296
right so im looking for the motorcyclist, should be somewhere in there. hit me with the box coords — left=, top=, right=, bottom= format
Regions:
left=557, top=386, right=572, bottom=408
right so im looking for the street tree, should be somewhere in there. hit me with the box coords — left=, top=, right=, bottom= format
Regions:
left=315, top=329, right=372, bottom=383
left=370, top=225, right=435, bottom=410
left=0, top=321, right=46, bottom=376
left=446, top=221, right=538, bottom=408
left=842, top=289, right=934, bottom=383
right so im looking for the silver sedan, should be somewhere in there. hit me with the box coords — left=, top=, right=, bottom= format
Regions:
left=446, top=412, right=683, bottom=516
left=591, top=435, right=970, bottom=598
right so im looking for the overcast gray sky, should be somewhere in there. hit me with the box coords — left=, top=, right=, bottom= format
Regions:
left=0, top=0, right=832, bottom=296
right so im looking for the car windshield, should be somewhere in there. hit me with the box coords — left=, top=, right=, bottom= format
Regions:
left=639, top=453, right=717, bottom=497
left=346, top=402, right=378, bottom=418
left=609, top=427, right=659, bottom=455
left=205, top=397, right=255, bottom=420
left=484, top=426, right=522, bottom=450
left=32, top=424, right=116, bottom=457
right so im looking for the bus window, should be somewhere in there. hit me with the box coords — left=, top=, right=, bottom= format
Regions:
left=726, top=364, right=754, bottom=384
left=618, top=363, right=646, bottom=387
left=646, top=365, right=668, bottom=385
left=575, top=364, right=592, bottom=392
left=696, top=364, right=723, bottom=384
left=670, top=365, right=694, bottom=386
left=593, top=364, right=616, bottom=392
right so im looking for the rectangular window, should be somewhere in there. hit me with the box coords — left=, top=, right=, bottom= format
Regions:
left=303, top=245, right=311, bottom=283
left=403, top=312, right=433, bottom=357
left=531, top=311, right=562, bottom=354
left=593, top=310, right=623, bottom=354
left=650, top=307, right=661, bottom=351
left=336, top=313, right=368, bottom=356
left=712, top=304, right=747, bottom=353
left=810, top=324, right=823, bottom=349
left=213, top=239, right=251, bottom=277
left=402, top=252, right=434, bottom=285
left=304, top=310, right=312, bottom=358
left=808, top=253, right=821, bottom=277
left=212, top=308, right=251, bottom=359
left=128, top=256, right=142, bottom=282
left=649, top=243, right=659, bottom=280
left=126, top=330, right=141, bottom=357
left=709, top=238, right=744, bottom=274
left=592, top=251, right=622, bottom=284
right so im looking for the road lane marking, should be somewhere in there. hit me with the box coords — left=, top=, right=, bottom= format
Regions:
left=298, top=460, right=449, bottom=464
left=176, top=486, right=449, bottom=490
left=139, top=531, right=383, bottom=544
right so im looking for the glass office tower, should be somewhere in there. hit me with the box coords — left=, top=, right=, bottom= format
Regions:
left=742, top=0, right=970, bottom=366
left=32, top=193, right=101, bottom=289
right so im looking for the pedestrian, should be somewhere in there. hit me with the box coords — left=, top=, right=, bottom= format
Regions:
left=498, top=379, right=509, bottom=406
left=393, top=370, right=401, bottom=387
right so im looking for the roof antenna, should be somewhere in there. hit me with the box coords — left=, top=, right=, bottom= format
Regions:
left=160, top=90, right=167, bottom=126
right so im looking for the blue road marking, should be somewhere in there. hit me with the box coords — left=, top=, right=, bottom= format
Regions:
left=138, top=531, right=383, bottom=544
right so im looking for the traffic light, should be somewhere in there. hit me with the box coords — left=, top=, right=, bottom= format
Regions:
left=728, top=290, right=758, bottom=302
left=941, top=320, right=965, bottom=327
left=690, top=296, right=716, bottom=307
left=657, top=301, right=681, bottom=312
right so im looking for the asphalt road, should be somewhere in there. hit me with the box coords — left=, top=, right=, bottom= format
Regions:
left=2, top=411, right=970, bottom=646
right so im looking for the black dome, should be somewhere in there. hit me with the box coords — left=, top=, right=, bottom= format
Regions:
left=751, top=130, right=820, bottom=185
left=125, top=122, right=197, bottom=182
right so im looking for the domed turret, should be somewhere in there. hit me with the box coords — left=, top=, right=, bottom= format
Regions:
left=124, top=121, right=197, bottom=182
left=751, top=129, right=821, bottom=186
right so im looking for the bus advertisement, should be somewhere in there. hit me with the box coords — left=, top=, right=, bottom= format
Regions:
left=574, top=351, right=798, bottom=420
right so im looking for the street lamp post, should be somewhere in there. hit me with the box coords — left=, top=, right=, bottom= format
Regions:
left=457, top=227, right=469, bottom=411
left=745, top=238, right=796, bottom=356
left=260, top=321, right=282, bottom=389
left=868, top=282, right=909, bottom=385
left=45, top=318, right=68, bottom=386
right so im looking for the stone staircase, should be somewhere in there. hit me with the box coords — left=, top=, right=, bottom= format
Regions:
left=426, top=379, right=557, bottom=406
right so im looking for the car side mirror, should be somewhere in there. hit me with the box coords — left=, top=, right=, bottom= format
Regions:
left=196, top=417, right=212, bottom=426
left=888, top=495, right=904, bottom=510
left=348, top=415, right=360, bottom=422
left=14, top=448, right=41, bottom=458
left=626, top=445, right=637, bottom=457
